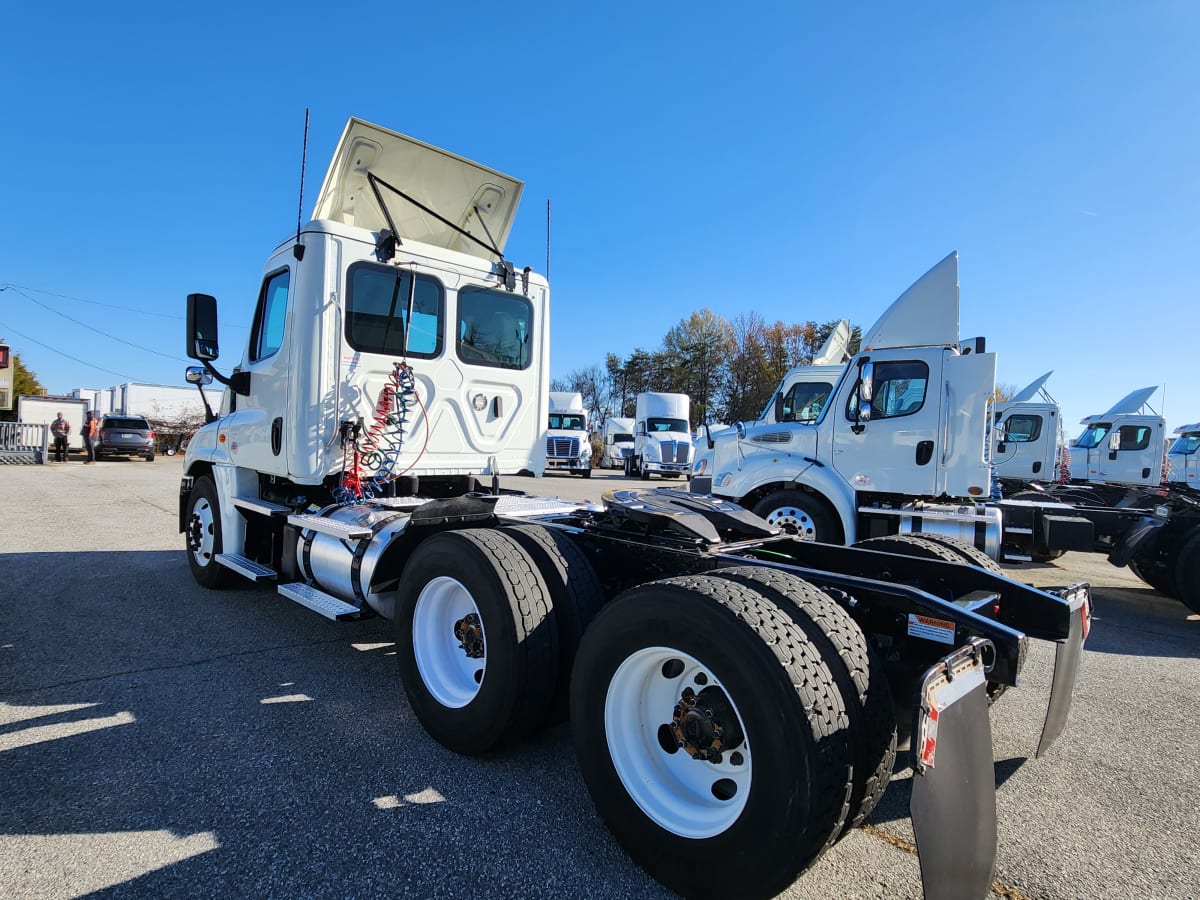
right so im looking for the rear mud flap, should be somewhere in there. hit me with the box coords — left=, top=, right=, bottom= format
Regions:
left=910, top=639, right=997, bottom=900
left=1036, top=584, right=1090, bottom=758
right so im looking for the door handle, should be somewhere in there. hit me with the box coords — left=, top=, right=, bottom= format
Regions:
left=271, top=417, right=283, bottom=456
left=916, top=440, right=934, bottom=466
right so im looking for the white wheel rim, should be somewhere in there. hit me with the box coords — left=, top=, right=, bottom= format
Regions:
left=764, top=504, right=817, bottom=540
left=412, top=576, right=486, bottom=708
left=190, top=497, right=217, bottom=566
left=605, top=646, right=751, bottom=838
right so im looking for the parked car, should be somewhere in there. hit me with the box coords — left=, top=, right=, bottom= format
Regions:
left=95, top=415, right=156, bottom=461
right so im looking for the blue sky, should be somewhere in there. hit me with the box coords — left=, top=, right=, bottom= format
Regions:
left=1, top=2, right=1196, bottom=435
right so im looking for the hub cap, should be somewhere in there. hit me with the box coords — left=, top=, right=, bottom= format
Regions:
left=605, top=647, right=751, bottom=838
left=187, top=497, right=217, bottom=566
left=412, top=576, right=486, bottom=708
left=763, top=504, right=817, bottom=541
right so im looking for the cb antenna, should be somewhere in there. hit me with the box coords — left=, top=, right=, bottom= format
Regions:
left=293, top=108, right=310, bottom=261
left=546, top=198, right=551, bottom=281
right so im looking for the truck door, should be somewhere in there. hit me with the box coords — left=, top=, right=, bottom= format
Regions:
left=218, top=266, right=292, bottom=477
left=1096, top=417, right=1163, bottom=485
left=1071, top=421, right=1110, bottom=483
left=938, top=351, right=995, bottom=498
left=831, top=351, right=942, bottom=496
left=993, top=409, right=1050, bottom=479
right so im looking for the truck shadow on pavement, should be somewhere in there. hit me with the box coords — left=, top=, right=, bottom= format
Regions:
left=0, top=549, right=666, bottom=899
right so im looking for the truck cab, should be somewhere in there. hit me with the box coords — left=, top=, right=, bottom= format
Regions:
left=184, top=118, right=549, bottom=527
left=703, top=253, right=998, bottom=547
left=1069, top=387, right=1166, bottom=489
left=546, top=391, right=592, bottom=477
left=630, top=392, right=693, bottom=479
left=600, top=416, right=635, bottom=468
left=1167, top=423, right=1200, bottom=489
left=991, top=371, right=1062, bottom=490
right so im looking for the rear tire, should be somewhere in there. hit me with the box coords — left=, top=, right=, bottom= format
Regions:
left=1128, top=553, right=1178, bottom=599
left=184, top=476, right=238, bottom=589
left=1170, top=528, right=1200, bottom=614
left=499, top=523, right=605, bottom=722
left=395, top=529, right=558, bottom=754
left=146, top=450, right=156, bottom=462
left=581, top=467, right=592, bottom=479
left=906, top=534, right=1002, bottom=573
left=571, top=574, right=852, bottom=898
left=706, top=566, right=896, bottom=836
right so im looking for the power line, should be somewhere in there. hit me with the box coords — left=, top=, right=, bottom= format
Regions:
left=0, top=318, right=140, bottom=380
left=1, top=282, right=182, bottom=319
left=1, top=285, right=189, bottom=362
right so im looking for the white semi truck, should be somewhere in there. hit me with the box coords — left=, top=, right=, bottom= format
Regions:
left=990, top=372, right=1064, bottom=493
left=627, top=391, right=693, bottom=479
left=1167, top=423, right=1200, bottom=489
left=545, top=391, right=591, bottom=477
left=599, top=416, right=635, bottom=468
left=178, top=118, right=1093, bottom=899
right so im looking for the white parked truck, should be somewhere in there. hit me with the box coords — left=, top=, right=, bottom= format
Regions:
left=600, top=416, right=635, bottom=468
left=178, top=118, right=1093, bottom=899
left=1167, top=423, right=1200, bottom=489
left=1068, top=387, right=1166, bottom=490
left=627, top=391, right=692, bottom=479
left=990, top=371, right=1064, bottom=493
left=545, top=391, right=591, bottom=477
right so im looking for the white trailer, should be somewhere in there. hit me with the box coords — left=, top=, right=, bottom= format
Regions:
left=16, top=395, right=88, bottom=449
left=1167, top=423, right=1200, bottom=489
left=545, top=391, right=591, bottom=476
left=600, top=416, right=635, bottom=468
left=628, top=392, right=692, bottom=479
left=175, top=119, right=1091, bottom=899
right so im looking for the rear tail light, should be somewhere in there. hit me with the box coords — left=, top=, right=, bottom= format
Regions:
left=149, top=430, right=155, bottom=439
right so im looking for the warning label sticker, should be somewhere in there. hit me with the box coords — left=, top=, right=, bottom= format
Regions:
left=907, top=613, right=957, bottom=645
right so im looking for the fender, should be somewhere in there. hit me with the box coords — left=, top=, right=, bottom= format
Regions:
left=714, top=440, right=859, bottom=543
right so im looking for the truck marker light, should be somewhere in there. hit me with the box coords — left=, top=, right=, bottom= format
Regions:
left=968, top=486, right=983, bottom=496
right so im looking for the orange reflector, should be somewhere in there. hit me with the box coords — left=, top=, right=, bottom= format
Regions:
left=968, top=486, right=983, bottom=496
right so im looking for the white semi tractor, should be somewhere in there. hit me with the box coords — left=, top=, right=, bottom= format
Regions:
left=990, top=371, right=1064, bottom=493
left=627, top=391, right=693, bottom=479
left=178, top=118, right=1093, bottom=899
left=599, top=416, right=635, bottom=468
left=545, top=391, right=592, bottom=477
left=1168, top=423, right=1200, bottom=489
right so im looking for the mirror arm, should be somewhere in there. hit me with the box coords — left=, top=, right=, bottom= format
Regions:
left=200, top=360, right=251, bottom=397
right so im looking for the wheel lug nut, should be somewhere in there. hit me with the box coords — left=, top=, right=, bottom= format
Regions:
left=730, top=751, right=744, bottom=766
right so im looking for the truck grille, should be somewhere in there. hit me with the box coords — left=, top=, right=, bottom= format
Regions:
left=547, top=437, right=580, bottom=458
left=660, top=440, right=691, bottom=464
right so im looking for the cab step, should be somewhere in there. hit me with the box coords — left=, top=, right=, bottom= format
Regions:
left=215, top=554, right=278, bottom=581
left=288, top=513, right=373, bottom=541
left=232, top=496, right=294, bottom=517
left=278, top=582, right=362, bottom=621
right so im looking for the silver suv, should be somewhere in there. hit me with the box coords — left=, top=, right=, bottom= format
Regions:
left=96, top=415, right=156, bottom=462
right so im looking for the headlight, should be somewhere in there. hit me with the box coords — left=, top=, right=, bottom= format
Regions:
left=715, top=472, right=733, bottom=488
left=693, top=458, right=708, bottom=476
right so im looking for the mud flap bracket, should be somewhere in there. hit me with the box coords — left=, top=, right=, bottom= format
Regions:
left=1036, top=582, right=1090, bottom=758
left=911, top=638, right=997, bottom=900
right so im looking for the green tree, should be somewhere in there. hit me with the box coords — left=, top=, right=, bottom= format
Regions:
left=661, top=308, right=734, bottom=426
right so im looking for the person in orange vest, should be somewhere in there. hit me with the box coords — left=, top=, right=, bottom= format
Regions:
left=50, top=411, right=71, bottom=462
left=81, top=412, right=100, bottom=464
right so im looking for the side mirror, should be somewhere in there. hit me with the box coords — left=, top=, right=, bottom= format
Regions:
left=773, top=392, right=784, bottom=423
left=185, top=366, right=214, bottom=386
left=859, top=360, right=874, bottom=404
left=186, top=293, right=220, bottom=361
left=735, top=421, right=746, bottom=439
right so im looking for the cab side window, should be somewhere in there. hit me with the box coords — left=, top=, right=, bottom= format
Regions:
left=457, top=286, right=533, bottom=370
left=250, top=269, right=290, bottom=363
left=1003, top=414, right=1042, bottom=443
left=846, top=361, right=929, bottom=421
left=1117, top=425, right=1150, bottom=451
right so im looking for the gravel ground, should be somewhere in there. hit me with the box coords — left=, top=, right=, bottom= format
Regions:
left=1, top=459, right=1196, bottom=899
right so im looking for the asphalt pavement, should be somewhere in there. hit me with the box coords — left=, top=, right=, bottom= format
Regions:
left=1, top=459, right=1197, bottom=899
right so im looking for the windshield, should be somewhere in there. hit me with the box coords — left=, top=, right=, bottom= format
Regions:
left=103, top=417, right=150, bottom=430
left=1073, top=423, right=1111, bottom=449
left=647, top=417, right=689, bottom=434
left=778, top=380, right=834, bottom=423
left=1169, top=434, right=1200, bottom=455
left=549, top=413, right=586, bottom=430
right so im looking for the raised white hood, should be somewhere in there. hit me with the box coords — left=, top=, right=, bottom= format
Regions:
left=813, top=319, right=854, bottom=365
left=1099, top=386, right=1159, bottom=418
left=312, top=118, right=524, bottom=261
left=1010, top=371, right=1054, bottom=403
left=860, top=252, right=959, bottom=351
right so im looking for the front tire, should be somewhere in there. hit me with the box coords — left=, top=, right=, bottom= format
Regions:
left=571, top=574, right=852, bottom=898
left=185, top=476, right=237, bottom=589
left=1171, top=528, right=1200, bottom=614
left=752, top=489, right=841, bottom=543
left=396, top=529, right=558, bottom=754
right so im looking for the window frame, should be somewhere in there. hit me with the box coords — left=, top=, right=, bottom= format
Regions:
left=1002, top=413, right=1043, bottom=443
left=845, top=360, right=930, bottom=422
left=344, top=262, right=445, bottom=360
left=455, top=285, right=534, bottom=371
left=249, top=267, right=291, bottom=364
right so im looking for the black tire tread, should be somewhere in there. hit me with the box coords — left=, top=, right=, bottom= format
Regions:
left=909, top=534, right=1003, bottom=573
left=186, top=476, right=238, bottom=589
left=707, top=566, right=896, bottom=835
left=500, top=523, right=606, bottom=721
left=853, top=534, right=964, bottom=565
left=1172, top=527, right=1200, bottom=615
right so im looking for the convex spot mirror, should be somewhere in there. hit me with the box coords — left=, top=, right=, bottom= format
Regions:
left=185, top=366, right=214, bottom=386
left=857, top=359, right=874, bottom=422
left=186, top=293, right=220, bottom=361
